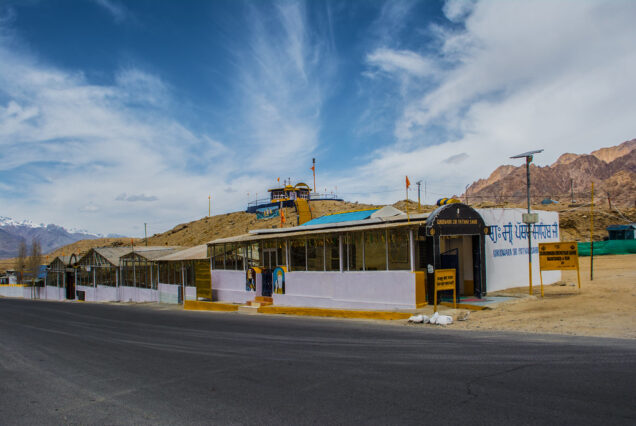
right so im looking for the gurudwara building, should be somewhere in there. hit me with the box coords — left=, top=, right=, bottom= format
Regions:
left=206, top=203, right=561, bottom=310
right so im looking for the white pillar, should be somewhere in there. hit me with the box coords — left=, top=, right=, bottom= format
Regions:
left=339, top=235, right=344, bottom=272
left=409, top=229, right=415, bottom=272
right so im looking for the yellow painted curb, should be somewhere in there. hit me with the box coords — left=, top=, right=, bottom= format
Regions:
left=184, top=300, right=239, bottom=312
left=257, top=305, right=411, bottom=320
left=439, top=302, right=487, bottom=311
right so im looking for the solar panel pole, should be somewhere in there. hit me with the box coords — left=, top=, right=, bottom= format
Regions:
left=511, top=149, right=543, bottom=296
left=526, top=156, right=533, bottom=295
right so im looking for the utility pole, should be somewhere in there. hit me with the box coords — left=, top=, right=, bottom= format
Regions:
left=590, top=182, right=594, bottom=281
left=208, top=194, right=211, bottom=217
left=511, top=149, right=543, bottom=295
left=416, top=181, right=422, bottom=212
left=465, top=184, right=469, bottom=204
left=311, top=158, right=316, bottom=193
left=144, top=223, right=148, bottom=246
left=570, top=178, right=574, bottom=204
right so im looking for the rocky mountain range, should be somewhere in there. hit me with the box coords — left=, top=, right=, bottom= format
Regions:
left=0, top=217, right=114, bottom=259
left=464, top=139, right=636, bottom=205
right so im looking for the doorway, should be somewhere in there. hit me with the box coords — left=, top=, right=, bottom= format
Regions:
left=65, top=270, right=75, bottom=300
left=440, top=236, right=476, bottom=297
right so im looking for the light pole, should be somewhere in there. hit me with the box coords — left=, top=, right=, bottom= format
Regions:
left=510, top=149, right=543, bottom=295
left=416, top=181, right=422, bottom=212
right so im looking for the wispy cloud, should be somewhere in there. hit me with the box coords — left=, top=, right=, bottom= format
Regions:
left=115, top=193, right=158, bottom=202
left=366, top=48, right=437, bottom=78
left=231, top=1, right=333, bottom=171
left=92, top=0, right=130, bottom=24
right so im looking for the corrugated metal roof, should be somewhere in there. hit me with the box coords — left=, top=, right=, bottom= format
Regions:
left=157, top=245, right=208, bottom=261
left=122, top=247, right=182, bottom=261
left=208, top=219, right=426, bottom=245
left=80, top=246, right=180, bottom=265
left=301, top=208, right=379, bottom=226
left=606, top=224, right=636, bottom=231
left=92, top=247, right=134, bottom=265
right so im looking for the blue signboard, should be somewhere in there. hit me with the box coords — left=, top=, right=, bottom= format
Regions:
left=256, top=206, right=280, bottom=220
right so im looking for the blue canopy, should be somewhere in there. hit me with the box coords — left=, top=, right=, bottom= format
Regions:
left=302, top=209, right=379, bottom=226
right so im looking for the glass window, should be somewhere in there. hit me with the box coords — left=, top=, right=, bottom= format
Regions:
left=388, top=229, right=410, bottom=270
left=325, top=235, right=340, bottom=271
left=276, top=240, right=286, bottom=267
left=225, top=243, right=237, bottom=270
left=212, top=244, right=225, bottom=270
left=346, top=232, right=364, bottom=271
left=306, top=237, right=324, bottom=271
left=246, top=243, right=260, bottom=268
left=364, top=230, right=387, bottom=271
left=290, top=238, right=306, bottom=271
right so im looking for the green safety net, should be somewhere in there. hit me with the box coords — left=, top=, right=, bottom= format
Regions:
left=577, top=240, right=636, bottom=256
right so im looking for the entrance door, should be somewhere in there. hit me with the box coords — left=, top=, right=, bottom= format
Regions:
left=441, top=248, right=459, bottom=303
left=262, top=248, right=276, bottom=297
left=66, top=271, right=75, bottom=300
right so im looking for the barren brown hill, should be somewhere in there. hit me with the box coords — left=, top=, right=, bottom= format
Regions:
left=465, top=139, right=636, bottom=205
left=145, top=200, right=381, bottom=247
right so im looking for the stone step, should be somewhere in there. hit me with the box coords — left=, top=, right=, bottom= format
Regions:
left=255, top=296, right=273, bottom=303
left=238, top=305, right=259, bottom=314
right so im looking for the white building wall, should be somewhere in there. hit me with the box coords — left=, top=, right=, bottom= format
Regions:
left=185, top=286, right=196, bottom=301
left=211, top=270, right=254, bottom=304
left=76, top=285, right=95, bottom=301
left=478, top=208, right=561, bottom=292
left=274, top=271, right=416, bottom=310
left=118, top=286, right=159, bottom=303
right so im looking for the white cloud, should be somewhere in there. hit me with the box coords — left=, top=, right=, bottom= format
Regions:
left=366, top=48, right=437, bottom=78
left=352, top=0, right=636, bottom=203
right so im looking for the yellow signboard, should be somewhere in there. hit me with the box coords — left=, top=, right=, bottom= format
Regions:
left=195, top=261, right=212, bottom=300
left=538, top=242, right=581, bottom=296
left=539, top=242, right=579, bottom=270
left=433, top=268, right=456, bottom=312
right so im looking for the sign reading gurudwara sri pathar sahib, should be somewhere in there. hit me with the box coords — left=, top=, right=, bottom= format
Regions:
left=538, top=242, right=581, bottom=296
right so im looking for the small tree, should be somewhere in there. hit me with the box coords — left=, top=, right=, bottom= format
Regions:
left=27, top=238, right=42, bottom=286
left=14, top=240, right=27, bottom=283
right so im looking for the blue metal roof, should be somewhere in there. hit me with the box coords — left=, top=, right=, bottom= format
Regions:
left=302, top=209, right=379, bottom=226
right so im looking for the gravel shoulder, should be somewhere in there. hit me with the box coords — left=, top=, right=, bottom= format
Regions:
left=450, top=254, right=636, bottom=339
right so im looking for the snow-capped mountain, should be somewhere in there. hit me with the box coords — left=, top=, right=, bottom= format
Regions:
left=0, top=216, right=102, bottom=259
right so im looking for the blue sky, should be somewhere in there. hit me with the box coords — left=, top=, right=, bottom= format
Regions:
left=1, top=0, right=635, bottom=236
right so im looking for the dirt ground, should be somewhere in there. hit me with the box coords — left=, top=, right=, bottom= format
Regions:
left=451, top=254, right=636, bottom=339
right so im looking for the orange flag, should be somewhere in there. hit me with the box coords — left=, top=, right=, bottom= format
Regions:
left=310, top=165, right=315, bottom=172
left=406, top=176, right=411, bottom=188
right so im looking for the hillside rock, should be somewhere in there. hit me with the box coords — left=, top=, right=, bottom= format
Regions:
left=465, top=139, right=635, bottom=204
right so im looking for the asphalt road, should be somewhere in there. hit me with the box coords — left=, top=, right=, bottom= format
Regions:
left=0, top=298, right=634, bottom=425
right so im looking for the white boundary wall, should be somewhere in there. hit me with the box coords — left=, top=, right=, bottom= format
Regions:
left=44, top=286, right=66, bottom=301
left=1, top=283, right=193, bottom=304
left=0, top=285, right=26, bottom=298
left=211, top=269, right=416, bottom=309
left=478, top=208, right=561, bottom=292
left=159, top=283, right=180, bottom=304
left=274, top=271, right=415, bottom=310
